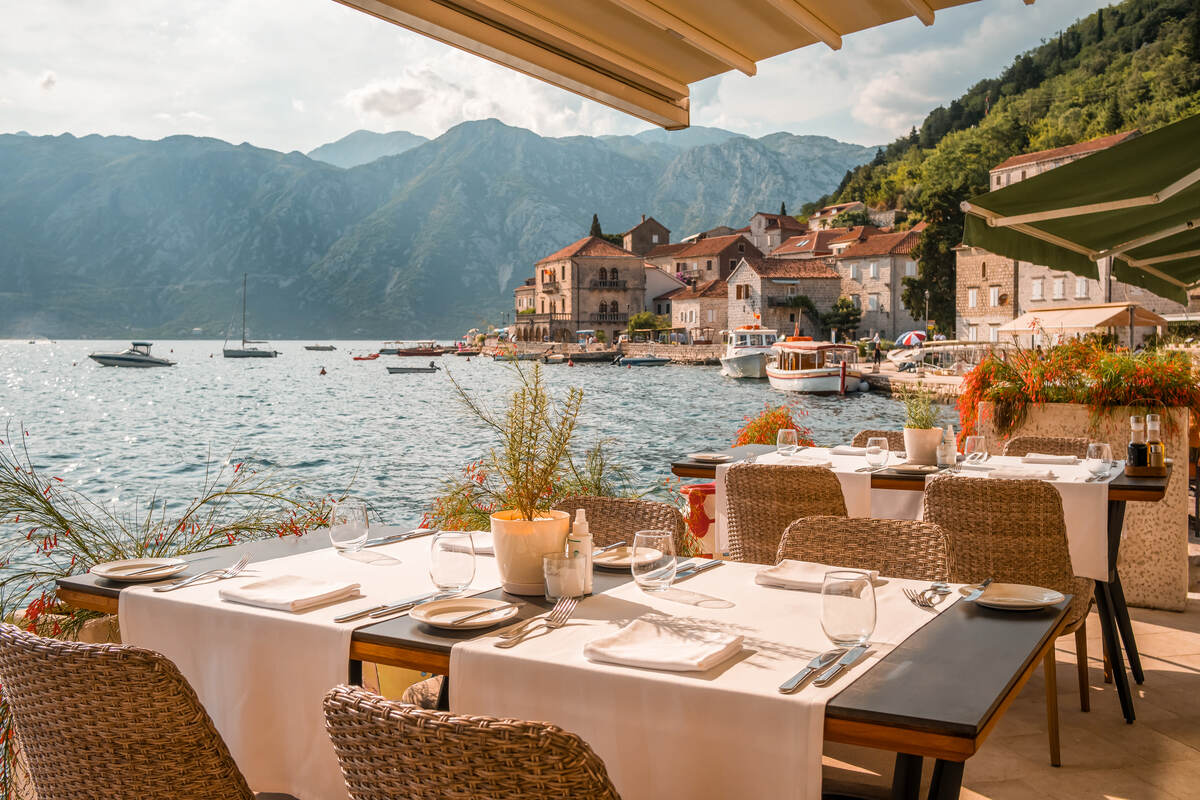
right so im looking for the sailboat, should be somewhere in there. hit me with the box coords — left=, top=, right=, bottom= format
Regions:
left=223, top=273, right=279, bottom=358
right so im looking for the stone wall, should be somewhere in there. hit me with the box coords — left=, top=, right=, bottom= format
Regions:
left=955, top=246, right=1017, bottom=341
left=619, top=342, right=723, bottom=364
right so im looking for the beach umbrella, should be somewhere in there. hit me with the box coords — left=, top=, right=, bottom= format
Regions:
left=896, top=331, right=926, bottom=347
left=961, top=113, right=1200, bottom=304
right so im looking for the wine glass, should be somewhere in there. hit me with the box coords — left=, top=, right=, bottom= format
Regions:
left=429, top=532, right=476, bottom=593
left=864, top=436, right=889, bottom=469
left=776, top=428, right=799, bottom=457
left=820, top=570, right=876, bottom=647
left=964, top=435, right=987, bottom=462
left=328, top=498, right=370, bottom=552
left=1085, top=443, right=1113, bottom=480
left=631, top=530, right=676, bottom=592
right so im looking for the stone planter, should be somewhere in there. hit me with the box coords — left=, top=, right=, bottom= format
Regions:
left=903, top=427, right=943, bottom=466
left=977, top=402, right=1189, bottom=611
left=490, top=510, right=571, bottom=595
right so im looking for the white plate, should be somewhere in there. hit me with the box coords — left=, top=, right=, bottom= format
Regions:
left=90, top=558, right=188, bottom=583
left=688, top=452, right=730, bottom=463
left=592, top=546, right=663, bottom=570
left=409, top=597, right=519, bottom=629
left=973, top=583, right=1065, bottom=611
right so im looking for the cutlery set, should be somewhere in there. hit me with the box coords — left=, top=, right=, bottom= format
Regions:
left=332, top=591, right=451, bottom=623
left=778, top=644, right=870, bottom=693
left=362, top=528, right=435, bottom=548
left=153, top=555, right=251, bottom=592
left=494, top=596, right=578, bottom=648
left=674, top=559, right=724, bottom=581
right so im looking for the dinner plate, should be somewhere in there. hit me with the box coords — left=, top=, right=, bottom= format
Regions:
left=90, top=558, right=188, bottom=583
left=688, top=452, right=730, bottom=463
left=409, top=597, right=519, bottom=629
left=592, top=546, right=663, bottom=570
left=971, top=583, right=1065, bottom=611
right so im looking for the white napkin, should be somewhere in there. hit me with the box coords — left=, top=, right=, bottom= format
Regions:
left=1021, top=453, right=1080, bottom=465
left=830, top=445, right=866, bottom=455
left=583, top=619, right=744, bottom=672
left=958, top=461, right=996, bottom=471
left=987, top=467, right=1058, bottom=481
left=775, top=455, right=834, bottom=467
left=219, top=575, right=361, bottom=612
left=443, top=531, right=493, bottom=555
left=755, top=560, right=879, bottom=592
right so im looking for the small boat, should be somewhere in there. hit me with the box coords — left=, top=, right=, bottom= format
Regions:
left=380, top=340, right=442, bottom=356
left=353, top=353, right=381, bottom=361
left=543, top=353, right=567, bottom=364
left=387, top=363, right=441, bottom=374
left=305, top=344, right=337, bottom=351
left=223, top=274, right=279, bottom=358
left=618, top=355, right=671, bottom=366
left=720, top=326, right=778, bottom=379
left=766, top=339, right=867, bottom=394
left=493, top=352, right=541, bottom=362
left=454, top=349, right=481, bottom=357
left=88, top=341, right=175, bottom=368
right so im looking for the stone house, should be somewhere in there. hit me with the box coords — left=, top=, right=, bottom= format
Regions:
left=745, top=212, right=807, bottom=253
left=643, top=264, right=686, bottom=317
left=954, top=246, right=1017, bottom=343
left=514, top=278, right=536, bottom=314
left=658, top=279, right=728, bottom=344
left=621, top=215, right=671, bottom=256
left=726, top=257, right=841, bottom=338
left=643, top=242, right=688, bottom=272
left=832, top=228, right=923, bottom=339
left=808, top=201, right=864, bottom=230
left=769, top=229, right=848, bottom=260
left=511, top=235, right=645, bottom=344
left=668, top=234, right=762, bottom=285
left=828, top=225, right=883, bottom=256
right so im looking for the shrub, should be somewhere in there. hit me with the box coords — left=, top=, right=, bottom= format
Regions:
left=733, top=403, right=815, bottom=447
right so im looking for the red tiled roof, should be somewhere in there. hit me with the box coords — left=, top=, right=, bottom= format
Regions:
left=644, top=242, right=689, bottom=259
left=811, top=201, right=863, bottom=218
left=769, top=229, right=845, bottom=257
left=830, top=225, right=881, bottom=244
left=657, top=278, right=727, bottom=302
left=753, top=212, right=806, bottom=231
left=675, top=234, right=759, bottom=259
left=737, top=257, right=839, bottom=280
left=537, top=236, right=636, bottom=264
left=835, top=229, right=921, bottom=259
left=991, top=130, right=1140, bottom=171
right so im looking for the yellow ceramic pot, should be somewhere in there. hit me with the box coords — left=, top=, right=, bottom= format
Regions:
left=489, top=509, right=571, bottom=595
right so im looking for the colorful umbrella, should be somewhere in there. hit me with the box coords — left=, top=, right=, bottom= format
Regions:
left=896, top=331, right=926, bottom=347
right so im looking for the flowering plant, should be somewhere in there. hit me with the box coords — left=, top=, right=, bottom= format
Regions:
left=733, top=402, right=815, bottom=447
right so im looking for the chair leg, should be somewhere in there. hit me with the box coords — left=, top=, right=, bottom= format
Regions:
left=1074, top=624, right=1090, bottom=713
left=1101, top=635, right=1113, bottom=684
left=1044, top=650, right=1061, bottom=767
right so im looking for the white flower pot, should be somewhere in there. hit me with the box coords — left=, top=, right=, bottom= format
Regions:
left=903, top=427, right=943, bottom=466
left=490, top=510, right=571, bottom=595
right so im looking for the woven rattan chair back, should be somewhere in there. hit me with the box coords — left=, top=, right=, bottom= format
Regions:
left=324, top=685, right=621, bottom=800
left=923, top=476, right=1092, bottom=625
left=0, top=623, right=254, bottom=800
left=1002, top=435, right=1089, bottom=458
left=552, top=496, right=687, bottom=553
left=776, top=516, right=950, bottom=581
left=725, top=464, right=847, bottom=565
left=850, top=429, right=906, bottom=451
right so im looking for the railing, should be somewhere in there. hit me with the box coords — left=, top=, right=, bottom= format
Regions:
left=540, top=281, right=561, bottom=292
left=512, top=313, right=572, bottom=324
left=588, top=313, right=628, bottom=323
left=590, top=279, right=627, bottom=289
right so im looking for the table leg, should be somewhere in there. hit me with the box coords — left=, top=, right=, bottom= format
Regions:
left=891, top=753, right=923, bottom=800
left=1094, top=582, right=1135, bottom=723
left=1108, top=571, right=1144, bottom=684
left=348, top=659, right=363, bottom=686
left=926, top=759, right=964, bottom=800
left=436, top=674, right=450, bottom=711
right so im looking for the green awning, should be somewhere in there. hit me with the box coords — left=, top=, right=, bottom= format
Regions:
left=962, top=114, right=1200, bottom=304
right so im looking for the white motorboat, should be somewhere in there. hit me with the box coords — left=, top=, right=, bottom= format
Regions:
left=223, top=273, right=279, bottom=358
left=719, top=326, right=778, bottom=379
left=766, top=339, right=867, bottom=394
left=89, top=342, right=175, bottom=368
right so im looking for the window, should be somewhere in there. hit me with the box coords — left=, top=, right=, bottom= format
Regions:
left=869, top=262, right=879, bottom=279
left=968, top=288, right=978, bottom=308
left=989, top=324, right=1000, bottom=343
left=652, top=233, right=660, bottom=243
left=868, top=294, right=880, bottom=312
left=610, top=268, right=618, bottom=281
left=1021, top=170, right=1027, bottom=181
left=560, top=265, right=564, bottom=280
left=598, top=267, right=607, bottom=281
left=994, top=175, right=1001, bottom=189
left=1075, top=277, right=1089, bottom=299
left=729, top=259, right=736, bottom=270
left=540, top=299, right=545, bottom=313
left=598, top=301, right=608, bottom=314
left=853, top=295, right=862, bottom=309
left=789, top=313, right=796, bottom=322
left=981, top=261, right=987, bottom=280
left=706, top=260, right=713, bottom=272
left=707, top=309, right=716, bottom=323
left=968, top=325, right=978, bottom=342
left=738, top=243, right=745, bottom=253
left=989, top=286, right=1000, bottom=307
left=1032, top=278, right=1044, bottom=300
left=850, top=264, right=860, bottom=280
left=905, top=260, right=917, bottom=277
left=1053, top=277, right=1065, bottom=299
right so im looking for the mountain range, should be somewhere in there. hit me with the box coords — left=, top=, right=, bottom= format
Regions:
left=0, top=121, right=876, bottom=338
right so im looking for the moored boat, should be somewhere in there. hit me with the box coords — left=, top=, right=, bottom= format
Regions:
left=720, top=326, right=778, bottom=379
left=88, top=342, right=175, bottom=368
left=454, top=349, right=481, bottom=357
left=387, top=363, right=440, bottom=374
left=618, top=355, right=671, bottom=366
left=353, top=353, right=380, bottom=361
left=766, top=339, right=867, bottom=394
left=305, top=344, right=337, bottom=351
left=380, top=340, right=442, bottom=356
left=223, top=274, right=279, bottom=358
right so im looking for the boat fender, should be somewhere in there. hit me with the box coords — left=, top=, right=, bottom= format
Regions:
left=859, top=380, right=869, bottom=392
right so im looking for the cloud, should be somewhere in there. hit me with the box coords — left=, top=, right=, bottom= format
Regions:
left=39, top=71, right=56, bottom=91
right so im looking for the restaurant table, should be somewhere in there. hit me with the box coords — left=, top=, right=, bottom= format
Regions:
left=57, top=534, right=1068, bottom=800
left=671, top=444, right=1170, bottom=724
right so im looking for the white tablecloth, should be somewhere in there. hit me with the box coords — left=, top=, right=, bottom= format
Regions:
left=450, top=561, right=960, bottom=800
left=119, top=531, right=500, bottom=800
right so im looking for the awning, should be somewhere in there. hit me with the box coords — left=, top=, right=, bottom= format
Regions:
left=997, top=303, right=1167, bottom=334
left=962, top=114, right=1200, bottom=304
left=335, top=0, right=990, bottom=129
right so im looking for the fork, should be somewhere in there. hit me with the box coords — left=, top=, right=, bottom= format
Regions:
left=902, top=587, right=936, bottom=609
left=153, top=554, right=250, bottom=592
left=495, top=597, right=578, bottom=648
left=498, top=596, right=573, bottom=639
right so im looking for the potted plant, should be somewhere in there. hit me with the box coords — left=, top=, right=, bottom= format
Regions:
left=899, top=383, right=942, bottom=465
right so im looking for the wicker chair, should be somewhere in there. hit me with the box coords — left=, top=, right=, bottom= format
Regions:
left=0, top=624, right=296, bottom=800
left=923, top=476, right=1094, bottom=767
left=725, top=464, right=847, bottom=565
left=551, top=496, right=688, bottom=554
left=324, top=685, right=622, bottom=800
left=1002, top=435, right=1090, bottom=458
left=776, top=516, right=949, bottom=582
left=850, top=429, right=906, bottom=452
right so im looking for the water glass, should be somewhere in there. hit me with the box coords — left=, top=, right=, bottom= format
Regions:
left=328, top=498, right=369, bottom=552
left=631, top=530, right=676, bottom=592
left=543, top=552, right=586, bottom=601
left=964, top=435, right=987, bottom=461
left=429, top=532, right=476, bottom=593
left=776, top=428, right=799, bottom=457
left=1085, top=443, right=1113, bottom=478
left=864, top=436, right=889, bottom=469
left=820, top=570, right=876, bottom=647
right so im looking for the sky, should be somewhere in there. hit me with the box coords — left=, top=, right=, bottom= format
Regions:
left=1, top=0, right=1114, bottom=153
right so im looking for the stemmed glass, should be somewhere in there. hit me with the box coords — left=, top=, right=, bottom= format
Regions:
left=964, top=435, right=987, bottom=462
left=1085, top=443, right=1113, bottom=481
left=820, top=570, right=876, bottom=647
left=328, top=498, right=370, bottom=552
left=776, top=428, right=799, bottom=457
left=864, top=437, right=889, bottom=470
left=631, top=530, right=676, bottom=592
left=429, top=532, right=476, bottom=593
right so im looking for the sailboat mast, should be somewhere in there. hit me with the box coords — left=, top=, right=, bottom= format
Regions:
left=242, top=273, right=248, bottom=347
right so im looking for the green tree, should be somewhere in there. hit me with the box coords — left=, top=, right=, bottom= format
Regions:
left=831, top=209, right=872, bottom=228
left=779, top=201, right=787, bottom=216
left=902, top=193, right=960, bottom=335
left=821, top=296, right=862, bottom=339
left=1103, top=96, right=1123, bottom=132
left=627, top=311, right=668, bottom=332
left=589, top=214, right=602, bottom=237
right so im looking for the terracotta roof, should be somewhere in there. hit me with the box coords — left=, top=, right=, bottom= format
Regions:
left=991, top=130, right=1140, bottom=172
left=621, top=215, right=669, bottom=235
left=753, top=212, right=806, bottom=231
left=657, top=278, right=727, bottom=302
left=644, top=242, right=689, bottom=259
left=537, top=236, right=636, bottom=264
left=737, top=257, right=839, bottom=280
left=769, top=229, right=845, bottom=257
left=811, top=201, right=863, bottom=218
left=674, top=234, right=759, bottom=259
left=835, top=229, right=921, bottom=259
left=830, top=225, right=881, bottom=244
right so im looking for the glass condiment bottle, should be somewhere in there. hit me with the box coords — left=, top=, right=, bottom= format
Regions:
left=936, top=425, right=957, bottom=469
left=1127, top=415, right=1149, bottom=468
left=1146, top=413, right=1165, bottom=469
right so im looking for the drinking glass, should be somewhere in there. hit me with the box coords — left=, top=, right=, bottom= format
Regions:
left=429, top=532, right=476, bottom=593
left=864, top=436, right=889, bottom=469
left=964, top=435, right=986, bottom=462
left=328, top=498, right=369, bottom=552
left=631, top=530, right=676, bottom=592
left=1085, top=443, right=1113, bottom=479
left=543, top=552, right=586, bottom=601
left=820, top=570, right=876, bottom=647
left=776, top=428, right=799, bottom=457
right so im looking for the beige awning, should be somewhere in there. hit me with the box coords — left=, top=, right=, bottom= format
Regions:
left=998, top=302, right=1167, bottom=334
left=334, top=0, right=994, bottom=129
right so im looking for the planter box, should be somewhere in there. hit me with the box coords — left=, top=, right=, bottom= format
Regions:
left=978, top=402, right=1189, bottom=611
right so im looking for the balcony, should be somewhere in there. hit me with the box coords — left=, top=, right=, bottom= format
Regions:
left=540, top=281, right=561, bottom=293
left=587, top=312, right=628, bottom=324
left=512, top=313, right=572, bottom=325
left=590, top=279, right=627, bottom=289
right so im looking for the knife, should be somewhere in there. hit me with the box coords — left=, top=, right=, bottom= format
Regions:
left=778, top=648, right=845, bottom=694
left=674, top=559, right=724, bottom=581
left=365, top=591, right=443, bottom=619
left=812, top=644, right=870, bottom=687
left=964, top=577, right=994, bottom=602
left=363, top=528, right=435, bottom=548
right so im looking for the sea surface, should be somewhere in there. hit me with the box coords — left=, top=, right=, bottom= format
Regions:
left=0, top=340, right=911, bottom=525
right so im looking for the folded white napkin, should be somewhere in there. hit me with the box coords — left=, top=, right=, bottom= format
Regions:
left=219, top=575, right=361, bottom=612
left=987, top=467, right=1058, bottom=481
left=443, top=531, right=493, bottom=555
left=958, top=461, right=996, bottom=471
left=830, top=445, right=866, bottom=455
left=583, top=619, right=744, bottom=672
left=1021, top=453, right=1080, bottom=465
left=755, top=560, right=879, bottom=592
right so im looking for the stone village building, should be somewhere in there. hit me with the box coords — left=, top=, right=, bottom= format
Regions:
left=726, top=257, right=841, bottom=337
left=666, top=234, right=762, bottom=285
left=621, top=215, right=671, bottom=256
left=832, top=226, right=924, bottom=339
left=744, top=212, right=807, bottom=253
left=657, top=279, right=729, bottom=344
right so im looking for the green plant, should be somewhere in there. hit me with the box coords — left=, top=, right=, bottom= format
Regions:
left=594, top=330, right=606, bottom=343
left=897, top=384, right=941, bottom=429
left=733, top=403, right=815, bottom=447
left=627, top=311, right=669, bottom=332
left=821, top=296, right=862, bottom=339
